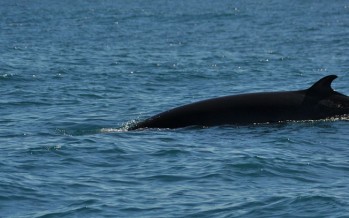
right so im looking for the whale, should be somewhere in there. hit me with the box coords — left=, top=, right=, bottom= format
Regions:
left=128, top=75, right=349, bottom=130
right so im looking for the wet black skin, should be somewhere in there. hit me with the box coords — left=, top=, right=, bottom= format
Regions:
left=129, top=75, right=349, bottom=130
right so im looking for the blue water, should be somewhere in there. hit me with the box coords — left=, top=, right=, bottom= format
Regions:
left=1, top=0, right=349, bottom=217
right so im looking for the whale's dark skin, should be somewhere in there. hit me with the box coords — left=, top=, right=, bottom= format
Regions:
left=129, top=75, right=349, bottom=130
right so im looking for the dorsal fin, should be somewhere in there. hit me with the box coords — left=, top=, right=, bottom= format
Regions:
left=307, top=75, right=337, bottom=95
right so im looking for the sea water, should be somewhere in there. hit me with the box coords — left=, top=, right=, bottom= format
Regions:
left=1, top=0, right=349, bottom=217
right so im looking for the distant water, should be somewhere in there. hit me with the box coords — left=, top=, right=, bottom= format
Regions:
left=1, top=0, right=349, bottom=217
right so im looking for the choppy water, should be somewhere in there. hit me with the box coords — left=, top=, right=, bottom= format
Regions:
left=1, top=0, right=349, bottom=217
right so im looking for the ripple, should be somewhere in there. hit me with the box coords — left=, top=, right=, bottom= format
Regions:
left=0, top=100, right=52, bottom=107
left=55, top=124, right=106, bottom=136
left=185, top=196, right=290, bottom=218
left=34, top=206, right=103, bottom=218
left=152, top=148, right=191, bottom=157
left=141, top=174, right=195, bottom=182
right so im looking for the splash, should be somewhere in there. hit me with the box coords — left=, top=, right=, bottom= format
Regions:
left=100, top=120, right=140, bottom=133
left=100, top=127, right=126, bottom=133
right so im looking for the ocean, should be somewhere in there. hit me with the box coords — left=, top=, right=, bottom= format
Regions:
left=1, top=0, right=349, bottom=217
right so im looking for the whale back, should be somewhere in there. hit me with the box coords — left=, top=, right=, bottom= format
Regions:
left=129, top=75, right=349, bottom=130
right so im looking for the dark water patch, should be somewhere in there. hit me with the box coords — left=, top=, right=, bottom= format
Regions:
left=96, top=146, right=127, bottom=155
left=60, top=157, right=89, bottom=167
left=0, top=72, right=38, bottom=82
left=316, top=160, right=349, bottom=174
left=78, top=93, right=105, bottom=99
left=27, top=144, right=65, bottom=156
left=0, top=100, right=53, bottom=107
left=285, top=195, right=348, bottom=217
left=55, top=124, right=107, bottom=136
left=107, top=178, right=141, bottom=186
left=141, top=174, right=196, bottom=183
left=224, top=161, right=265, bottom=176
left=118, top=206, right=165, bottom=218
left=152, top=148, right=191, bottom=157
left=0, top=73, right=16, bottom=80
left=263, top=166, right=320, bottom=184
